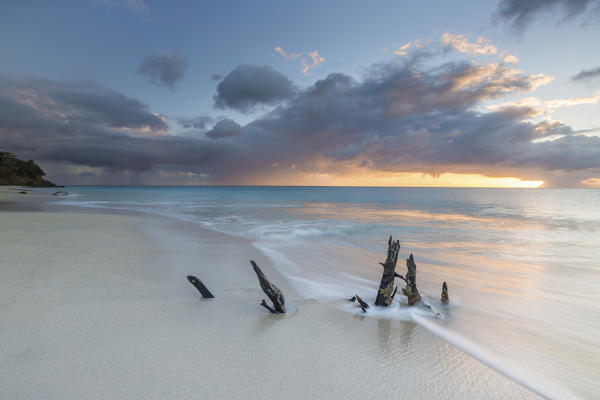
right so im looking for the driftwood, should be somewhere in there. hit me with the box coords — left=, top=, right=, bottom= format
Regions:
left=399, top=254, right=421, bottom=305
left=260, top=299, right=277, bottom=313
left=186, top=275, right=215, bottom=298
left=441, top=282, right=449, bottom=304
left=352, top=237, right=446, bottom=311
left=348, top=295, right=369, bottom=312
left=250, top=260, right=286, bottom=314
left=52, top=191, right=69, bottom=196
left=375, top=236, right=401, bottom=306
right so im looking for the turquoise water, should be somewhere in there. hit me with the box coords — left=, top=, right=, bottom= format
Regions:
left=61, top=186, right=600, bottom=399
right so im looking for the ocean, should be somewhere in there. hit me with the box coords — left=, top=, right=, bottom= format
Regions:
left=59, top=186, right=600, bottom=399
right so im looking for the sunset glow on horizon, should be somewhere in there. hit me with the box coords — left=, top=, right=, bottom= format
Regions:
left=236, top=172, right=546, bottom=188
left=3, top=3, right=600, bottom=399
left=1, top=1, right=599, bottom=187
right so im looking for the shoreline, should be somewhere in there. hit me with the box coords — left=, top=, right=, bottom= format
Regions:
left=0, top=188, right=541, bottom=399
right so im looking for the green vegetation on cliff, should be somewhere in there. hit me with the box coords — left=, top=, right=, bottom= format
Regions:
left=0, top=150, right=57, bottom=187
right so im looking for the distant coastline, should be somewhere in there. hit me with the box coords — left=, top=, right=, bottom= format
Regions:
left=0, top=150, right=57, bottom=187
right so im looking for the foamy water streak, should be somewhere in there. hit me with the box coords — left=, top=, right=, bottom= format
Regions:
left=60, top=186, right=600, bottom=399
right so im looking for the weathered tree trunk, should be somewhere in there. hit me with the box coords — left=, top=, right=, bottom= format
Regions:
left=375, top=236, right=401, bottom=306
left=186, top=275, right=215, bottom=298
left=348, top=294, right=369, bottom=312
left=401, top=254, right=421, bottom=305
left=250, top=260, right=286, bottom=314
left=441, top=282, right=449, bottom=304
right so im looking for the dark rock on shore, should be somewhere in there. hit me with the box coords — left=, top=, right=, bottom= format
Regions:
left=0, top=150, right=58, bottom=187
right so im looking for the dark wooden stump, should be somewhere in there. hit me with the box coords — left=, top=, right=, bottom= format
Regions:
left=401, top=254, right=421, bottom=305
left=250, top=260, right=286, bottom=314
left=186, top=275, right=215, bottom=298
left=441, top=282, right=449, bottom=304
left=374, top=236, right=401, bottom=306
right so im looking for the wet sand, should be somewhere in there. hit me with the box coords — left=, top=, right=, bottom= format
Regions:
left=0, top=189, right=539, bottom=399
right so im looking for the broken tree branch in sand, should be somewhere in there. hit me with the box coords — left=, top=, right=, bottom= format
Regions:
left=186, top=275, right=215, bottom=298
left=348, top=295, right=369, bottom=312
left=375, top=236, right=401, bottom=306
left=401, top=254, right=421, bottom=305
left=250, top=260, right=286, bottom=314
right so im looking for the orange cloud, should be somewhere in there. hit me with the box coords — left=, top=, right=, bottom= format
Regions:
left=488, top=91, right=600, bottom=116
left=273, top=46, right=300, bottom=59
left=582, top=178, right=600, bottom=187
left=442, top=33, right=498, bottom=55
left=392, top=43, right=411, bottom=55
left=302, top=51, right=325, bottom=75
left=274, top=46, right=325, bottom=75
left=502, top=53, right=519, bottom=64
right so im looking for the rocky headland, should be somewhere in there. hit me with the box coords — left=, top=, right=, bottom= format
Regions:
left=0, top=150, right=57, bottom=187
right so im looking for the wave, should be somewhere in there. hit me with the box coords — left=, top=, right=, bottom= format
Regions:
left=253, top=238, right=581, bottom=400
left=56, top=186, right=599, bottom=399
left=415, top=315, right=579, bottom=400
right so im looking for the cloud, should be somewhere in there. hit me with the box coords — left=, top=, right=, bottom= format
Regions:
left=2, top=76, right=168, bottom=134
left=441, top=33, right=498, bottom=55
left=392, top=43, right=411, bottom=55
left=2, top=43, right=600, bottom=187
left=495, top=0, right=600, bottom=32
left=0, top=75, right=232, bottom=183
left=582, top=177, right=600, bottom=187
left=502, top=53, right=520, bottom=64
left=393, top=34, right=517, bottom=66
left=302, top=51, right=325, bottom=75
left=274, top=46, right=301, bottom=59
left=543, top=92, right=600, bottom=108
left=213, top=65, right=296, bottom=112
left=211, top=74, right=223, bottom=81
left=233, top=55, right=597, bottom=186
left=572, top=65, right=600, bottom=82
left=274, top=46, right=326, bottom=75
left=177, top=116, right=213, bottom=130
left=487, top=91, right=600, bottom=115
left=206, top=118, right=241, bottom=139
left=136, top=50, right=188, bottom=89
left=246, top=61, right=558, bottom=170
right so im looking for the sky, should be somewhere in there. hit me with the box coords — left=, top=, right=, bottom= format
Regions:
left=1, top=0, right=600, bottom=187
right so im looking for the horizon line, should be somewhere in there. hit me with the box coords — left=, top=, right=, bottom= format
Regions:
left=58, top=184, right=592, bottom=189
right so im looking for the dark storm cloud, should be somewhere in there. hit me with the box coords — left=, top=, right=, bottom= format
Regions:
left=0, top=75, right=232, bottom=181
left=177, top=116, right=213, bottom=129
left=0, top=75, right=168, bottom=133
left=213, top=65, right=296, bottom=112
left=249, top=60, right=550, bottom=153
left=495, top=0, right=600, bottom=32
left=2, top=50, right=600, bottom=186
left=206, top=119, right=241, bottom=139
left=136, top=50, right=188, bottom=89
left=572, top=65, right=600, bottom=82
left=234, top=59, right=598, bottom=185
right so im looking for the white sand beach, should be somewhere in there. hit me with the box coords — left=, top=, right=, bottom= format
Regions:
left=0, top=189, right=539, bottom=399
